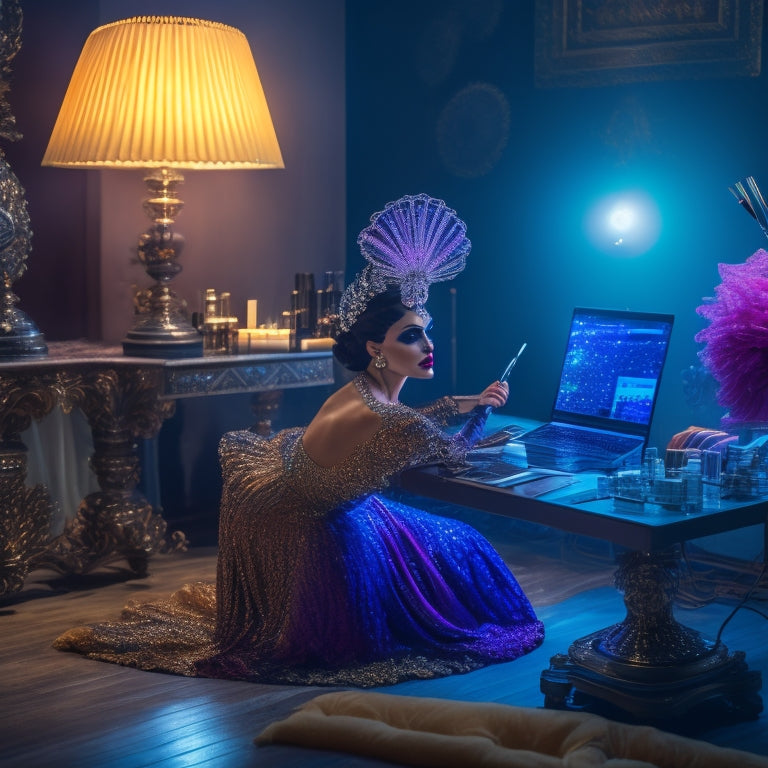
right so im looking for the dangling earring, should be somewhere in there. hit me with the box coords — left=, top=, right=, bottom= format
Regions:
left=374, top=351, right=387, bottom=369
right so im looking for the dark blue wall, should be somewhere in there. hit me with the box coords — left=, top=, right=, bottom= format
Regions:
left=346, top=0, right=768, bottom=451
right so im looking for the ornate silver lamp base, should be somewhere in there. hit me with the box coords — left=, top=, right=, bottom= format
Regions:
left=122, top=169, right=203, bottom=359
left=540, top=549, right=763, bottom=724
left=123, top=335, right=203, bottom=359
left=0, top=169, right=47, bottom=359
left=0, top=288, right=47, bottom=358
left=0, top=4, right=46, bottom=360
left=123, top=318, right=203, bottom=359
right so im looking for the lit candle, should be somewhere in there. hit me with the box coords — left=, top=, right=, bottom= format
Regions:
left=246, top=299, right=258, bottom=329
left=300, top=337, right=335, bottom=351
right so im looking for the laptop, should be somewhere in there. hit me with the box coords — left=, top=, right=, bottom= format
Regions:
left=517, top=307, right=674, bottom=473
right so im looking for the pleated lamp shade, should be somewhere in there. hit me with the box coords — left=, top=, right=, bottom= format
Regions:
left=42, top=16, right=284, bottom=170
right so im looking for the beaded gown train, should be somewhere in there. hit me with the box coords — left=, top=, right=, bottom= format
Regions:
left=54, top=375, right=544, bottom=687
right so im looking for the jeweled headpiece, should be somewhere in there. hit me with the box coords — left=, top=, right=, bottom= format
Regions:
left=338, top=193, right=470, bottom=333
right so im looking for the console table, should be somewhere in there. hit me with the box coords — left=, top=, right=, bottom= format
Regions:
left=399, top=425, right=767, bottom=724
left=0, top=341, right=334, bottom=596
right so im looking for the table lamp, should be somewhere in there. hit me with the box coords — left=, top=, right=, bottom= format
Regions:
left=42, top=16, right=284, bottom=357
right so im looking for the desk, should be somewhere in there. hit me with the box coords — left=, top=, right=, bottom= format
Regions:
left=399, top=427, right=766, bottom=723
left=0, top=341, right=334, bottom=596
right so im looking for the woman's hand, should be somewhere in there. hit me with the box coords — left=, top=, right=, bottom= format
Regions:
left=477, top=380, right=509, bottom=409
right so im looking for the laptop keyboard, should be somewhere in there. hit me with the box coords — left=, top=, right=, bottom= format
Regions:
left=521, top=423, right=643, bottom=470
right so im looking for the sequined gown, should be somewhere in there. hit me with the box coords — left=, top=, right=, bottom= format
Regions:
left=55, top=374, right=544, bottom=687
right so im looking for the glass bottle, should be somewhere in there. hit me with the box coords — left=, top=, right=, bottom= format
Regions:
left=681, top=457, right=703, bottom=514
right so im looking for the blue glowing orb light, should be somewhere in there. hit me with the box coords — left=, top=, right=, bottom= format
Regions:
left=585, top=190, right=661, bottom=256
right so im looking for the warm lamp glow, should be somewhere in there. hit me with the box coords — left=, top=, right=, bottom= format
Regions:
left=42, top=16, right=284, bottom=170
left=42, top=16, right=284, bottom=358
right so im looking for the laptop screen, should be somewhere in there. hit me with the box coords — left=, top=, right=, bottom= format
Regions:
left=551, top=307, right=674, bottom=436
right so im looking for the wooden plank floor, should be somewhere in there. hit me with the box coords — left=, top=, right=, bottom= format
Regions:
left=1, top=509, right=767, bottom=767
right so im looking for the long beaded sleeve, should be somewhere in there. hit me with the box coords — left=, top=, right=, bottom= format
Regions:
left=414, top=396, right=461, bottom=426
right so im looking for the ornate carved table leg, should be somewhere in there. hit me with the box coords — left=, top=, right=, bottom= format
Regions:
left=540, top=549, right=763, bottom=722
left=35, top=366, right=188, bottom=577
left=250, top=390, right=283, bottom=436
left=0, top=375, right=58, bottom=596
left=0, top=448, right=54, bottom=594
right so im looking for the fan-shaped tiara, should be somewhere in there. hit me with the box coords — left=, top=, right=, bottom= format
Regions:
left=338, top=194, right=470, bottom=333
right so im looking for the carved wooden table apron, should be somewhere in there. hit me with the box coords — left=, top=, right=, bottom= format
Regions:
left=0, top=341, right=334, bottom=595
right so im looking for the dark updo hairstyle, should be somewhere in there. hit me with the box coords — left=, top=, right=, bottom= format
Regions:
left=333, top=286, right=409, bottom=371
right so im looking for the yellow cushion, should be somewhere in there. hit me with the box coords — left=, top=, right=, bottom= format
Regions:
left=256, top=691, right=768, bottom=768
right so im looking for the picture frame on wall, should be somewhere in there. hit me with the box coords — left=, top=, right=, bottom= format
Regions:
left=535, top=0, right=764, bottom=87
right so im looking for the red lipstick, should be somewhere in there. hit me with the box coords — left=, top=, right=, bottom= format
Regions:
left=419, top=354, right=434, bottom=369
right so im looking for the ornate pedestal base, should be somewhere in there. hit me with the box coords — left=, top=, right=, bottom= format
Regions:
left=34, top=489, right=186, bottom=578
left=540, top=550, right=763, bottom=723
